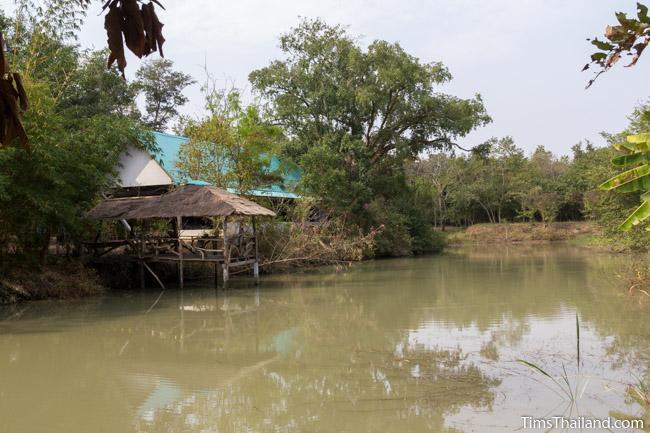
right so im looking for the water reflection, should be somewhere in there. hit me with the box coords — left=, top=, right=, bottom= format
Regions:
left=0, top=244, right=648, bottom=432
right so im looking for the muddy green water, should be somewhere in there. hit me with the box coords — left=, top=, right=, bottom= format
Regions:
left=1, top=245, right=649, bottom=433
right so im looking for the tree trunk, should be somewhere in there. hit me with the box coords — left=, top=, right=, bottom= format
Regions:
left=39, top=228, right=51, bottom=265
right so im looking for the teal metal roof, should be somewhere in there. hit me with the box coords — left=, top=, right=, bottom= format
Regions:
left=152, top=131, right=300, bottom=199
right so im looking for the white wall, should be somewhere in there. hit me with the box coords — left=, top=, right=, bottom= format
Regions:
left=117, top=145, right=173, bottom=188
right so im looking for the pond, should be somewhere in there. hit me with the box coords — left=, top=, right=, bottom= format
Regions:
left=1, top=244, right=649, bottom=432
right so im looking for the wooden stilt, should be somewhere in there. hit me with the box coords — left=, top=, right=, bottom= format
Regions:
left=252, top=216, right=260, bottom=285
left=139, top=260, right=145, bottom=289
left=214, top=218, right=219, bottom=290
left=138, top=223, right=145, bottom=289
left=179, top=260, right=184, bottom=289
left=143, top=262, right=165, bottom=290
left=223, top=216, right=229, bottom=287
left=177, top=216, right=184, bottom=289
left=222, top=263, right=229, bottom=286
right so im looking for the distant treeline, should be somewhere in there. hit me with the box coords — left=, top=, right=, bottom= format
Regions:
left=407, top=131, right=650, bottom=250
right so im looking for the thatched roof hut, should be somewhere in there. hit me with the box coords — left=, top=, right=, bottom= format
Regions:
left=87, top=185, right=276, bottom=220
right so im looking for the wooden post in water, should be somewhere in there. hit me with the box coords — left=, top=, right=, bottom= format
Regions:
left=214, top=263, right=219, bottom=289
left=138, top=222, right=145, bottom=289
left=252, top=216, right=260, bottom=285
left=222, top=216, right=229, bottom=287
left=177, top=215, right=184, bottom=289
left=214, top=218, right=219, bottom=289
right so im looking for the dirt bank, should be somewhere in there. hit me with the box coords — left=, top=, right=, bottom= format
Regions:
left=0, top=260, right=105, bottom=305
left=446, top=222, right=601, bottom=245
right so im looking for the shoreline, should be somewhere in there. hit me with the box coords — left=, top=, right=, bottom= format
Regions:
left=0, top=222, right=622, bottom=305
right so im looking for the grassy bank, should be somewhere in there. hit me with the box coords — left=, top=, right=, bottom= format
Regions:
left=446, top=222, right=602, bottom=246
left=0, top=260, right=105, bottom=305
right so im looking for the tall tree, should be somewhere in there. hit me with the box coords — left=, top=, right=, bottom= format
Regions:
left=458, top=138, right=525, bottom=224
left=133, top=58, right=195, bottom=131
left=249, top=19, right=490, bottom=216
left=407, top=153, right=463, bottom=230
left=59, top=49, right=139, bottom=118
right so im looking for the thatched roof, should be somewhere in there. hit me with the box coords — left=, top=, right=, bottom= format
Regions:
left=87, top=185, right=276, bottom=220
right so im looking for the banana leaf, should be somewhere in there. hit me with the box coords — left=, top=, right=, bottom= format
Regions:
left=627, top=133, right=650, bottom=144
left=599, top=165, right=650, bottom=192
left=620, top=200, right=650, bottom=231
left=612, top=152, right=650, bottom=166
left=614, top=136, right=650, bottom=152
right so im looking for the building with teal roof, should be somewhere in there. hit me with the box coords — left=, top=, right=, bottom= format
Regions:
left=152, top=132, right=300, bottom=199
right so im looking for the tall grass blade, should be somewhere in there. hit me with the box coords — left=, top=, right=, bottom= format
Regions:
left=517, top=359, right=573, bottom=401
left=576, top=313, right=580, bottom=368
left=561, top=363, right=574, bottom=401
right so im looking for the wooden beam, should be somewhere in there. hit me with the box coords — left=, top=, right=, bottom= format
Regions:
left=222, top=216, right=229, bottom=287
left=252, top=216, right=260, bottom=285
left=138, top=221, right=145, bottom=289
left=177, top=215, right=184, bottom=289
left=143, top=262, right=165, bottom=290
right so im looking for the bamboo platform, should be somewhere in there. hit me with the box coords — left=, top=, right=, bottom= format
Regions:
left=83, top=234, right=260, bottom=289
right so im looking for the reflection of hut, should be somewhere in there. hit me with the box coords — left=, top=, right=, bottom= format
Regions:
left=85, top=185, right=276, bottom=287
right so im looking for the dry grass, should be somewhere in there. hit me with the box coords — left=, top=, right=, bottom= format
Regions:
left=614, top=260, right=650, bottom=297
left=257, top=218, right=377, bottom=272
left=447, top=222, right=600, bottom=245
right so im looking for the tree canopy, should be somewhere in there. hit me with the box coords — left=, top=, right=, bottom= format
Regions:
left=176, top=88, right=286, bottom=195
left=133, top=58, right=195, bottom=131
left=249, top=19, right=489, bottom=251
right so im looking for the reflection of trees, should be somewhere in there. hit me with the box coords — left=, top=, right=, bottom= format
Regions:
left=331, top=244, right=596, bottom=340
left=138, top=288, right=499, bottom=433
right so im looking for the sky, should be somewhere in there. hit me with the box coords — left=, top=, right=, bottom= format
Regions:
left=1, top=0, right=647, bottom=155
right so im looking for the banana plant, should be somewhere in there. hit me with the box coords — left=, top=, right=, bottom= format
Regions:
left=600, top=133, right=650, bottom=231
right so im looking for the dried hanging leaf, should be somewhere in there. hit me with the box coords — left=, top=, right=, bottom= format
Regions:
left=0, top=30, right=29, bottom=150
left=99, top=1, right=166, bottom=76
left=628, top=37, right=650, bottom=67
left=586, top=7, right=650, bottom=87
left=141, top=3, right=155, bottom=55
left=105, top=4, right=127, bottom=77
left=0, top=32, right=6, bottom=77
left=149, top=3, right=166, bottom=57
left=0, top=75, right=29, bottom=150
left=121, top=0, right=146, bottom=58
left=12, top=73, right=28, bottom=111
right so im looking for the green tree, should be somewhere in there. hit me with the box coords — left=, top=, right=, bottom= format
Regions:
left=176, top=88, right=286, bottom=195
left=459, top=138, right=525, bottom=224
left=407, top=153, right=463, bottom=230
left=0, top=3, right=153, bottom=262
left=249, top=19, right=489, bottom=210
left=59, top=49, right=139, bottom=118
left=133, top=58, right=195, bottom=132
left=249, top=19, right=488, bottom=255
left=517, top=146, right=569, bottom=224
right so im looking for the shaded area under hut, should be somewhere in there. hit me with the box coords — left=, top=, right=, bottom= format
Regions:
left=84, top=184, right=276, bottom=288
